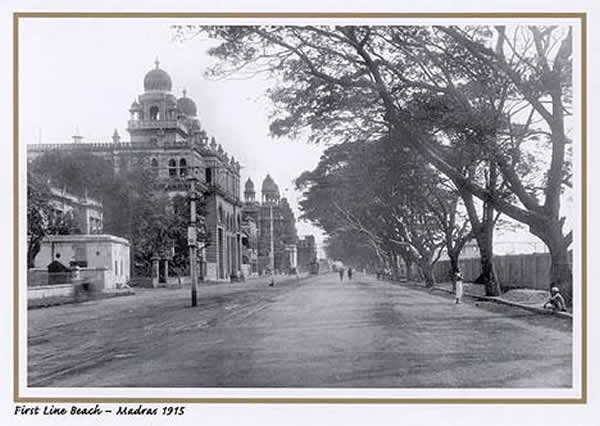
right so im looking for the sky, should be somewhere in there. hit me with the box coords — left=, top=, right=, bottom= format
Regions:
left=19, top=18, right=575, bottom=257
left=19, top=18, right=328, bottom=254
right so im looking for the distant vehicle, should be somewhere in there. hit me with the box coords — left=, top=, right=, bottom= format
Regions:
left=309, top=261, right=320, bottom=275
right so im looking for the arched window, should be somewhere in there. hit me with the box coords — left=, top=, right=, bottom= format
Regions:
left=179, top=158, right=187, bottom=177
left=168, top=159, right=177, bottom=177
left=149, top=106, right=159, bottom=121
left=218, top=205, right=224, bottom=224
left=150, top=158, right=159, bottom=174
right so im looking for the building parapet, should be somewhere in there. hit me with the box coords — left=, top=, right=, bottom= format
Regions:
left=128, top=119, right=189, bottom=134
left=41, top=234, right=130, bottom=247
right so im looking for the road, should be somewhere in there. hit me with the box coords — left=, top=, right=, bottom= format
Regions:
left=28, top=273, right=572, bottom=388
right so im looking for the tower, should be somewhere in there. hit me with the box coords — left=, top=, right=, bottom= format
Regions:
left=261, top=174, right=280, bottom=204
left=244, top=178, right=256, bottom=203
left=126, top=59, right=184, bottom=144
left=72, top=127, right=83, bottom=144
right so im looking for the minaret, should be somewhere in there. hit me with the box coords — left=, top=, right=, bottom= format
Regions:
left=112, top=129, right=121, bottom=144
left=72, top=127, right=83, bottom=144
left=244, top=178, right=256, bottom=203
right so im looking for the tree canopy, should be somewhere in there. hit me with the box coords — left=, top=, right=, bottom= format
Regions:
left=175, top=24, right=574, bottom=296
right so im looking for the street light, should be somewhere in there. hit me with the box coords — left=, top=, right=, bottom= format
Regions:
left=188, top=172, right=199, bottom=307
left=269, top=203, right=275, bottom=287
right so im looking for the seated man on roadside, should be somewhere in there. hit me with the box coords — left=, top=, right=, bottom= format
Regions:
left=543, top=286, right=567, bottom=312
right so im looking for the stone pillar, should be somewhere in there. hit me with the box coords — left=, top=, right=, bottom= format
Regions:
left=162, top=259, right=169, bottom=285
left=151, top=256, right=160, bottom=288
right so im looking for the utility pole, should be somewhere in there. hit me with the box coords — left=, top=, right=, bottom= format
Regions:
left=269, top=203, right=275, bottom=286
left=188, top=175, right=198, bottom=306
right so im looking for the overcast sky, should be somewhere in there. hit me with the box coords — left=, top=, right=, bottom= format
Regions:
left=20, top=18, right=328, bottom=253
left=19, top=18, right=572, bottom=256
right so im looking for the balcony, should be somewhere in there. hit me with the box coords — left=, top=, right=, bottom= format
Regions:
left=127, top=120, right=189, bottom=135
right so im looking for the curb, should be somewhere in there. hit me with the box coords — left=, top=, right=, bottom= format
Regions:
left=429, top=286, right=572, bottom=320
left=475, top=295, right=573, bottom=320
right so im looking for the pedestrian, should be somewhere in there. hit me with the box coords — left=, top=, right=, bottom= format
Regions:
left=338, top=267, right=344, bottom=282
left=543, top=286, right=567, bottom=312
left=454, top=269, right=464, bottom=304
left=347, top=268, right=353, bottom=280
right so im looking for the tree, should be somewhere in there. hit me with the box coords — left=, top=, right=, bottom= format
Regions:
left=324, top=229, right=380, bottom=272
left=177, top=24, right=574, bottom=299
left=29, top=151, right=206, bottom=277
left=296, top=137, right=457, bottom=287
left=30, top=150, right=114, bottom=198
left=27, top=171, right=78, bottom=267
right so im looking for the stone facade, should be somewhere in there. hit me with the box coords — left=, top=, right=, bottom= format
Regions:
left=27, top=59, right=243, bottom=282
left=47, top=186, right=103, bottom=234
left=241, top=175, right=299, bottom=274
left=297, top=235, right=317, bottom=272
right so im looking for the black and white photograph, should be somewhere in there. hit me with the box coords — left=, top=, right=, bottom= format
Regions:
left=8, top=6, right=592, bottom=419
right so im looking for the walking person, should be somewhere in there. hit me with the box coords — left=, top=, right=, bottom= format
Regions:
left=338, top=267, right=345, bottom=282
left=454, top=269, right=464, bottom=304
left=347, top=267, right=353, bottom=280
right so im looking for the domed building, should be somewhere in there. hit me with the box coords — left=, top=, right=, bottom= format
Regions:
left=261, top=174, right=280, bottom=204
left=177, top=89, right=198, bottom=117
left=242, top=174, right=298, bottom=275
left=143, top=60, right=173, bottom=92
left=28, top=59, right=244, bottom=284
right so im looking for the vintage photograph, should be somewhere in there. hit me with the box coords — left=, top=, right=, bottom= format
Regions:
left=20, top=16, right=580, bottom=395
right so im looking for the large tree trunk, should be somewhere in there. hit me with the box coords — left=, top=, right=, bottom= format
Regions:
left=460, top=187, right=502, bottom=297
left=473, top=228, right=502, bottom=297
left=388, top=251, right=400, bottom=281
left=447, top=249, right=459, bottom=292
left=28, top=240, right=41, bottom=269
left=549, top=246, right=572, bottom=304
left=417, top=259, right=435, bottom=288
left=531, top=222, right=573, bottom=304
left=405, top=258, right=413, bottom=281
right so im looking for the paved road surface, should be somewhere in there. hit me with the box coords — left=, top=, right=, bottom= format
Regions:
left=28, top=273, right=572, bottom=387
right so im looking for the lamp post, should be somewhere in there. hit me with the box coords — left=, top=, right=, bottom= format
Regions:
left=188, top=174, right=199, bottom=307
left=269, top=203, right=275, bottom=286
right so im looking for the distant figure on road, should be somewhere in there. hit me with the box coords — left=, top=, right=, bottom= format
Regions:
left=347, top=268, right=353, bottom=280
left=338, top=268, right=345, bottom=282
left=543, top=286, right=567, bottom=312
left=454, top=270, right=464, bottom=304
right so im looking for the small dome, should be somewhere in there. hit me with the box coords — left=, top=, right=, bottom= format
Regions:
left=177, top=90, right=197, bottom=116
left=129, top=99, right=141, bottom=110
left=190, top=119, right=201, bottom=131
left=245, top=178, right=255, bottom=191
left=143, top=59, right=172, bottom=92
left=262, top=174, right=279, bottom=195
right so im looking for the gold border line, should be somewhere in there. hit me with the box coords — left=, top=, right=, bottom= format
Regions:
left=13, top=11, right=20, bottom=404
left=12, top=12, right=587, bottom=18
left=13, top=12, right=587, bottom=404
left=580, top=12, right=588, bottom=405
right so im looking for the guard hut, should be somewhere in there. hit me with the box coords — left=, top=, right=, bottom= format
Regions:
left=34, top=234, right=131, bottom=289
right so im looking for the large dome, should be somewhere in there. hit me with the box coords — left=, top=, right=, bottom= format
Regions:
left=143, top=59, right=172, bottom=92
left=261, top=174, right=279, bottom=195
left=177, top=91, right=197, bottom=116
left=245, top=178, right=255, bottom=191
